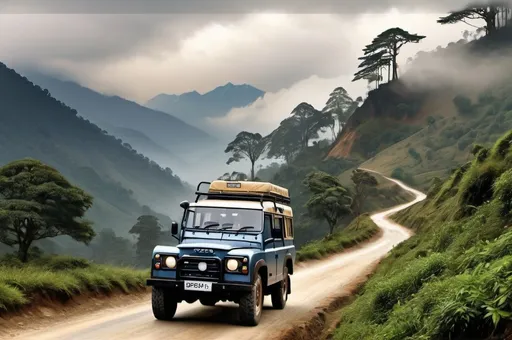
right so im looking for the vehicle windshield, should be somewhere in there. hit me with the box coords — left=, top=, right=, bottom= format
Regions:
left=184, top=207, right=263, bottom=232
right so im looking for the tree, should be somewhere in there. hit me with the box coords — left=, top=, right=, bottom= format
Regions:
left=322, top=87, right=360, bottom=139
left=129, top=215, right=162, bottom=266
left=0, top=159, right=94, bottom=262
left=350, top=169, right=378, bottom=218
left=266, top=102, right=331, bottom=163
left=303, top=171, right=352, bottom=236
left=438, top=4, right=510, bottom=35
left=225, top=132, right=269, bottom=180
left=90, top=228, right=134, bottom=266
left=218, top=171, right=248, bottom=181
left=354, top=28, right=426, bottom=83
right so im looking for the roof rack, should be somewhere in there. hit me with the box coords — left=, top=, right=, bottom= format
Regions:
left=193, top=180, right=291, bottom=208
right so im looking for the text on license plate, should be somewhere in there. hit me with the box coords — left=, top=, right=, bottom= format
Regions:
left=184, top=281, right=213, bottom=292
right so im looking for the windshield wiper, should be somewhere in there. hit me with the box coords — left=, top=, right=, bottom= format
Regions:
left=236, top=226, right=255, bottom=235
left=220, top=226, right=233, bottom=231
left=203, top=223, right=220, bottom=230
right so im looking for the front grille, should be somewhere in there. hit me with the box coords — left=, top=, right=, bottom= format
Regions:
left=178, top=257, right=221, bottom=281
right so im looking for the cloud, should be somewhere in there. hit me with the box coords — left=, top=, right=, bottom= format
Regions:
left=208, top=10, right=468, bottom=135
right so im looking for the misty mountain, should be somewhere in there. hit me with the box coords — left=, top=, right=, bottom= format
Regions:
left=0, top=62, right=193, bottom=239
left=20, top=71, right=217, bottom=172
left=146, top=82, right=265, bottom=131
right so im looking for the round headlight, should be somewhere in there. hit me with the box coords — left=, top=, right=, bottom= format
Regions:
left=226, top=259, right=239, bottom=272
left=165, top=256, right=176, bottom=269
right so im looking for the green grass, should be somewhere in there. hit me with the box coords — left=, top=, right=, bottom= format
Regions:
left=333, top=129, right=512, bottom=340
left=296, top=215, right=379, bottom=262
left=0, top=255, right=149, bottom=311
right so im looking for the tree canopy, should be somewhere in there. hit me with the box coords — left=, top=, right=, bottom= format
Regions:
left=322, top=87, right=361, bottom=139
left=354, top=28, right=426, bottom=83
left=350, top=169, right=378, bottom=217
left=218, top=171, right=248, bottom=181
left=0, top=159, right=94, bottom=262
left=129, top=215, right=162, bottom=266
left=437, top=5, right=511, bottom=35
left=225, top=131, right=269, bottom=180
left=303, top=171, right=353, bottom=236
left=266, top=102, right=330, bottom=163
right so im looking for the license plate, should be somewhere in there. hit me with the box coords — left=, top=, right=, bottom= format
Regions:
left=184, top=281, right=213, bottom=292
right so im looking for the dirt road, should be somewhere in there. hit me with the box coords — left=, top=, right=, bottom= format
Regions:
left=9, top=174, right=426, bottom=340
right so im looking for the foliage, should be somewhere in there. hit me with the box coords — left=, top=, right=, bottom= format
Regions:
left=90, top=229, right=134, bottom=266
left=225, top=131, right=269, bottom=180
left=322, top=87, right=360, bottom=139
left=0, top=256, right=148, bottom=311
left=354, top=27, right=426, bottom=83
left=297, top=215, right=378, bottom=261
left=303, top=171, right=353, bottom=236
left=129, top=215, right=162, bottom=267
left=453, top=94, right=474, bottom=115
left=266, top=102, right=331, bottom=163
left=334, top=130, right=512, bottom=340
left=0, top=159, right=95, bottom=262
left=218, top=171, right=248, bottom=181
left=350, top=170, right=378, bottom=217
left=437, top=5, right=509, bottom=35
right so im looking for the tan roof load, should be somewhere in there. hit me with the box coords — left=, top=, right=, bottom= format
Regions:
left=208, top=180, right=290, bottom=202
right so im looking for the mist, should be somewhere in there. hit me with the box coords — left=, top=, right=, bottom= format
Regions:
left=402, top=31, right=512, bottom=94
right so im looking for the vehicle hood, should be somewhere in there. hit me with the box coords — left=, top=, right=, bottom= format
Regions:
left=178, top=239, right=260, bottom=251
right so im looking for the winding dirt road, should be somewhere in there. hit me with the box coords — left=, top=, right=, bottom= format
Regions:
left=9, top=173, right=426, bottom=340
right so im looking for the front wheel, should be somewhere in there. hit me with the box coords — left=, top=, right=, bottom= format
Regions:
left=152, top=287, right=178, bottom=321
left=239, top=273, right=263, bottom=326
left=271, top=267, right=289, bottom=309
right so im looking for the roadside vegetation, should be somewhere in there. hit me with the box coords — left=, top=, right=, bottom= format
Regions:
left=333, top=129, right=512, bottom=339
left=0, top=255, right=148, bottom=312
left=297, top=214, right=379, bottom=262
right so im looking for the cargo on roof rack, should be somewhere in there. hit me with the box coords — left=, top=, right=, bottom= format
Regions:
left=194, top=180, right=290, bottom=205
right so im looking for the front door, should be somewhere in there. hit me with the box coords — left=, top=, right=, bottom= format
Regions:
left=263, top=214, right=277, bottom=285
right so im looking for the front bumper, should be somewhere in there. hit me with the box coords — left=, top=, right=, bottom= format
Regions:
left=147, top=278, right=252, bottom=293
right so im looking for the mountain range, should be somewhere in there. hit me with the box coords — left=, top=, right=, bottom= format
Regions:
left=0, top=63, right=193, bottom=253
left=146, top=82, right=265, bottom=132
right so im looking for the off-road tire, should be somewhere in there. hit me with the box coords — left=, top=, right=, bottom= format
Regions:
left=152, top=287, right=178, bottom=321
left=239, top=274, right=263, bottom=326
left=271, top=267, right=289, bottom=309
left=200, top=297, right=217, bottom=306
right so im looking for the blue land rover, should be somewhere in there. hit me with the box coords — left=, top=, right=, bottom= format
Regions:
left=146, top=180, right=296, bottom=326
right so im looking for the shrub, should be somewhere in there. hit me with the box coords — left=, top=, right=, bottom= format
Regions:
left=453, top=95, right=474, bottom=115
left=408, top=148, right=421, bottom=162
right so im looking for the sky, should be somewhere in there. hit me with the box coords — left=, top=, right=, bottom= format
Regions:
left=0, top=0, right=491, bottom=135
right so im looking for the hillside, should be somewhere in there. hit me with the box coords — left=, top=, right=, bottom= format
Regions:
left=334, top=129, right=512, bottom=339
left=146, top=82, right=264, bottom=132
left=329, top=27, right=512, bottom=190
left=0, top=63, right=191, bottom=249
left=266, top=142, right=414, bottom=247
left=20, top=71, right=217, bottom=176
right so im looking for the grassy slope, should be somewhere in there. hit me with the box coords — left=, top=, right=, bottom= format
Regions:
left=297, top=214, right=379, bottom=261
left=0, top=256, right=148, bottom=312
left=333, top=130, right=512, bottom=340
left=268, top=144, right=414, bottom=248
left=361, top=83, right=512, bottom=191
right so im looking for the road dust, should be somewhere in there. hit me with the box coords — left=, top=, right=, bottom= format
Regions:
left=2, top=171, right=425, bottom=340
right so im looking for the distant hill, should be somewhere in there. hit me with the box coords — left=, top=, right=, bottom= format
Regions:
left=0, top=63, right=193, bottom=244
left=328, top=27, right=512, bottom=190
left=146, top=82, right=265, bottom=132
left=20, top=71, right=217, bottom=173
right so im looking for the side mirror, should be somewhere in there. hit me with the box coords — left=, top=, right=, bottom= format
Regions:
left=171, top=221, right=179, bottom=235
left=180, top=200, right=189, bottom=210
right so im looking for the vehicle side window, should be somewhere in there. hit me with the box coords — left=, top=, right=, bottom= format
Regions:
left=284, top=217, right=293, bottom=238
left=273, top=216, right=283, bottom=239
left=264, top=214, right=272, bottom=232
